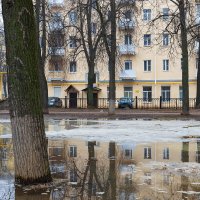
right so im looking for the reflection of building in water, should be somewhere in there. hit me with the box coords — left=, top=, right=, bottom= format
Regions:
left=48, top=139, right=200, bottom=200
left=0, top=137, right=14, bottom=174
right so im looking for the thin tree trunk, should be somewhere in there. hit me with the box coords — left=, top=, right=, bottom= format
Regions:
left=108, top=0, right=116, bottom=115
left=87, top=62, right=95, bottom=108
left=2, top=0, right=52, bottom=184
left=36, top=0, right=49, bottom=114
left=179, top=0, right=189, bottom=115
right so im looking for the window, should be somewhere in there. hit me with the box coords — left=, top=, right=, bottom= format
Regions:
left=70, top=61, right=77, bottom=73
left=179, top=86, right=183, bottom=100
left=125, top=174, right=132, bottom=185
left=124, top=60, right=132, bottom=70
left=124, top=87, right=133, bottom=98
left=69, top=11, right=77, bottom=25
left=92, top=0, right=97, bottom=8
left=143, top=87, right=152, bottom=102
left=50, top=12, right=63, bottom=30
left=70, top=170, right=77, bottom=182
left=163, top=33, right=169, bottom=46
left=124, top=34, right=132, bottom=45
left=69, top=146, right=77, bottom=157
left=144, top=60, right=151, bottom=71
left=163, top=147, right=169, bottom=159
left=54, top=86, right=61, bottom=97
left=144, top=147, right=151, bottom=159
left=144, top=34, right=151, bottom=46
left=124, top=149, right=132, bottom=159
left=161, top=86, right=170, bottom=101
left=163, top=59, right=169, bottom=71
left=143, top=9, right=151, bottom=21
left=53, top=61, right=62, bottom=71
left=69, top=36, right=77, bottom=48
left=196, top=4, right=200, bottom=24
left=163, top=8, right=169, bottom=20
left=91, top=22, right=97, bottom=34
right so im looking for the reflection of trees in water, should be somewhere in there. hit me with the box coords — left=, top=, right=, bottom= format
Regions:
left=48, top=141, right=137, bottom=200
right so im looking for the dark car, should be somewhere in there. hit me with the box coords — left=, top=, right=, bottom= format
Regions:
left=48, top=97, right=62, bottom=108
left=118, top=97, right=133, bottom=109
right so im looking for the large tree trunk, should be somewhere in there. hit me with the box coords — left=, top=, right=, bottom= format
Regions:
left=108, top=0, right=116, bottom=115
left=179, top=0, right=189, bottom=115
left=36, top=0, right=49, bottom=114
left=2, top=0, right=52, bottom=184
left=196, top=38, right=200, bottom=108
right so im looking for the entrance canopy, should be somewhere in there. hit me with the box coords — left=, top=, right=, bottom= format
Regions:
left=65, top=85, right=79, bottom=93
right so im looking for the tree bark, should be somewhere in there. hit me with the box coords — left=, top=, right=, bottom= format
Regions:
left=179, top=0, right=189, bottom=115
left=36, top=0, right=49, bottom=114
left=108, top=0, right=116, bottom=115
left=2, top=0, right=52, bottom=184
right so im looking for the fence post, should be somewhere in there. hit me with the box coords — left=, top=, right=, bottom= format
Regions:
left=135, top=96, right=138, bottom=109
left=160, top=96, right=162, bottom=109
left=65, top=96, right=67, bottom=109
left=176, top=98, right=177, bottom=109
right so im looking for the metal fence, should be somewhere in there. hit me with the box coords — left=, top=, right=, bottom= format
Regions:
left=60, top=97, right=197, bottom=109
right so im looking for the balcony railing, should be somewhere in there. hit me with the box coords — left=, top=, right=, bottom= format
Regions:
left=48, top=0, right=64, bottom=7
left=118, top=19, right=135, bottom=30
left=49, top=22, right=64, bottom=31
left=117, top=0, right=135, bottom=5
left=119, top=69, right=136, bottom=80
left=119, top=44, right=136, bottom=55
left=48, top=47, right=65, bottom=56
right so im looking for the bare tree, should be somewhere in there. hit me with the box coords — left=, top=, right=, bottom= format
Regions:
left=35, top=0, right=49, bottom=114
left=2, top=0, right=52, bottom=184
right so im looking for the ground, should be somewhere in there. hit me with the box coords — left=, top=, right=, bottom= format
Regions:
left=0, top=108, right=200, bottom=119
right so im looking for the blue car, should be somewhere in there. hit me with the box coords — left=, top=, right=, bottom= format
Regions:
left=118, top=98, right=133, bottom=109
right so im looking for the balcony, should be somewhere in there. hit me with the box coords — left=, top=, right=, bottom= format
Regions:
left=48, top=47, right=65, bottom=56
left=195, top=41, right=199, bottom=53
left=120, top=69, right=136, bottom=80
left=196, top=16, right=200, bottom=25
left=49, top=22, right=64, bottom=32
left=118, top=19, right=135, bottom=30
left=119, top=44, right=136, bottom=55
left=48, top=0, right=64, bottom=7
left=117, top=0, right=135, bottom=6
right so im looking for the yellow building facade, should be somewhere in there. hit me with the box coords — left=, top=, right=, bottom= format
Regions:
left=46, top=0, right=199, bottom=107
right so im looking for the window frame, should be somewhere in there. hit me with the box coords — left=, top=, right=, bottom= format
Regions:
left=143, top=86, right=152, bottom=102
left=163, top=59, right=169, bottom=71
left=144, top=34, right=151, bottom=46
left=144, top=60, right=151, bottom=72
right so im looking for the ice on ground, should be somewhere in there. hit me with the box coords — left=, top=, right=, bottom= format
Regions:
left=46, top=119, right=200, bottom=143
left=0, top=119, right=200, bottom=143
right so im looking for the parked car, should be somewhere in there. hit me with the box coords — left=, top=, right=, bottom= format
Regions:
left=118, top=97, right=133, bottom=109
left=48, top=97, right=62, bottom=108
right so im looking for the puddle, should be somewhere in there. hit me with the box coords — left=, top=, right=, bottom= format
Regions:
left=0, top=119, right=200, bottom=199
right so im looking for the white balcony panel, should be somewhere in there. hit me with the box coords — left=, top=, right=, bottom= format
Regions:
left=120, top=69, right=136, bottom=80
left=119, top=45, right=136, bottom=55
left=118, top=19, right=135, bottom=29
left=49, top=47, right=65, bottom=56
left=48, top=0, right=64, bottom=6
left=49, top=22, right=64, bottom=31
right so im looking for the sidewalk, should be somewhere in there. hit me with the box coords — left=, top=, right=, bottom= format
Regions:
left=0, top=108, right=200, bottom=119
left=47, top=108, right=200, bottom=119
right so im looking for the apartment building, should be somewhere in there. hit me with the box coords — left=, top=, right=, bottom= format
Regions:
left=46, top=0, right=198, bottom=107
